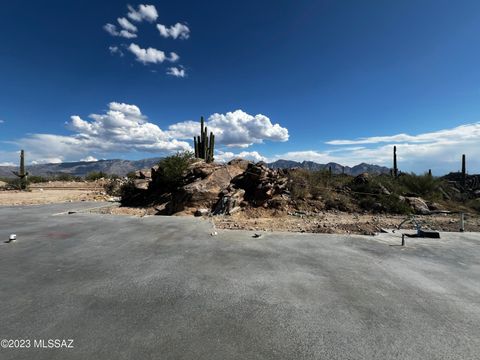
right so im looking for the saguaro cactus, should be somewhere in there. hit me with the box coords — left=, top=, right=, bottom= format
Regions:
left=461, top=154, right=466, bottom=185
left=393, top=146, right=398, bottom=178
left=12, top=149, right=29, bottom=190
left=193, top=116, right=215, bottom=163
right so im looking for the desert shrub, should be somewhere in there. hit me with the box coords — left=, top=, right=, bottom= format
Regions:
left=379, top=194, right=412, bottom=214
left=104, top=179, right=124, bottom=196
left=466, top=199, right=480, bottom=213
left=288, top=169, right=310, bottom=200
left=108, top=174, right=120, bottom=180
left=324, top=193, right=352, bottom=212
left=119, top=181, right=139, bottom=205
left=28, top=175, right=48, bottom=183
left=155, top=151, right=194, bottom=190
left=85, top=171, right=107, bottom=181
left=397, top=173, right=442, bottom=198
left=358, top=194, right=411, bottom=214
left=126, top=171, right=137, bottom=180
left=55, top=173, right=81, bottom=182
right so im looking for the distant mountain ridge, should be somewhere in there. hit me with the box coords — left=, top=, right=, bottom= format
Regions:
left=267, top=160, right=390, bottom=176
left=0, top=158, right=162, bottom=178
left=0, top=157, right=390, bottom=178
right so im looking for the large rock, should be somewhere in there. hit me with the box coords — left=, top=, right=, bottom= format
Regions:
left=352, top=173, right=369, bottom=185
left=133, top=179, right=150, bottom=190
left=168, top=162, right=245, bottom=214
left=404, top=197, right=430, bottom=215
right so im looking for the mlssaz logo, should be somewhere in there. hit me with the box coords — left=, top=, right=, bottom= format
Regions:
left=34, top=339, right=74, bottom=349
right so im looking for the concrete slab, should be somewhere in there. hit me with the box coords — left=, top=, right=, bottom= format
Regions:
left=1, top=203, right=479, bottom=359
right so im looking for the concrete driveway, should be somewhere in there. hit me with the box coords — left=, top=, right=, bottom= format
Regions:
left=1, top=202, right=479, bottom=359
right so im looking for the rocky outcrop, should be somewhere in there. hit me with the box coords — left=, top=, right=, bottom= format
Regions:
left=123, top=159, right=294, bottom=215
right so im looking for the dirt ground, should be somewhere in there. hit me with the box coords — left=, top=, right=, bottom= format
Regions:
left=211, top=208, right=480, bottom=234
left=0, top=181, right=115, bottom=206
left=89, top=205, right=480, bottom=235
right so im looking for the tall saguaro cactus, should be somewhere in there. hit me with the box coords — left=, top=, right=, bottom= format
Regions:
left=393, top=146, right=398, bottom=178
left=461, top=154, right=466, bottom=186
left=12, top=149, right=29, bottom=190
left=193, top=116, right=215, bottom=163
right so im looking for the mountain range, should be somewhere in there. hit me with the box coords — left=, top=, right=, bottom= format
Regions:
left=0, top=158, right=390, bottom=178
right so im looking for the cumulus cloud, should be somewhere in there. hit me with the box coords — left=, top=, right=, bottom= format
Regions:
left=168, top=110, right=289, bottom=148
left=128, top=43, right=179, bottom=64
left=166, top=66, right=186, bottom=77
left=80, top=156, right=98, bottom=162
left=117, top=17, right=137, bottom=32
left=103, top=23, right=137, bottom=38
left=12, top=102, right=191, bottom=164
left=157, top=23, right=190, bottom=39
left=0, top=162, right=15, bottom=166
left=109, top=46, right=124, bottom=56
left=127, top=4, right=158, bottom=22
left=215, top=151, right=267, bottom=163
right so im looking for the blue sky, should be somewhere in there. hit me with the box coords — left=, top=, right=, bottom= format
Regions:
left=1, top=0, right=480, bottom=174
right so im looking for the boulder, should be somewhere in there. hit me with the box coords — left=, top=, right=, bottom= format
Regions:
left=194, top=208, right=210, bottom=217
left=227, top=158, right=253, bottom=171
left=168, top=162, right=245, bottom=214
left=133, top=179, right=150, bottom=190
left=352, top=173, right=369, bottom=185
left=405, top=197, right=430, bottom=215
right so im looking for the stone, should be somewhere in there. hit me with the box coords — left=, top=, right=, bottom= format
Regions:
left=353, top=173, right=369, bottom=185
left=405, top=197, right=430, bottom=215
left=194, top=208, right=210, bottom=217
left=133, top=179, right=150, bottom=190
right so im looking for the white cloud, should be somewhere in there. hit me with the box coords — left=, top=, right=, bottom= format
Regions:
left=0, top=162, right=15, bottom=166
left=13, top=102, right=191, bottom=164
left=326, top=123, right=480, bottom=145
left=109, top=46, right=124, bottom=56
left=215, top=151, right=267, bottom=163
left=31, top=158, right=63, bottom=165
left=117, top=17, right=137, bottom=32
left=128, top=43, right=179, bottom=64
left=166, top=66, right=186, bottom=78
left=269, top=150, right=335, bottom=164
left=127, top=4, right=158, bottom=22
left=259, top=123, right=478, bottom=173
left=80, top=156, right=98, bottom=162
left=157, top=23, right=190, bottom=39
left=0, top=119, right=4, bottom=123
left=103, top=23, right=137, bottom=38
left=168, top=110, right=289, bottom=148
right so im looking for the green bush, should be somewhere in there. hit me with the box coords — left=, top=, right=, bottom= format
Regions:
left=397, top=173, right=442, bottom=198
left=126, top=171, right=137, bottom=180
left=28, top=175, right=48, bottom=183
left=155, top=151, right=194, bottom=190
left=85, top=171, right=107, bottom=181
left=287, top=169, right=310, bottom=200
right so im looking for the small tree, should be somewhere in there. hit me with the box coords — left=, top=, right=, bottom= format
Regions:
left=156, top=151, right=194, bottom=190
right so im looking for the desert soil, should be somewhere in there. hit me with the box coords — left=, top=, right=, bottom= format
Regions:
left=91, top=205, right=480, bottom=235
left=0, top=181, right=113, bottom=206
